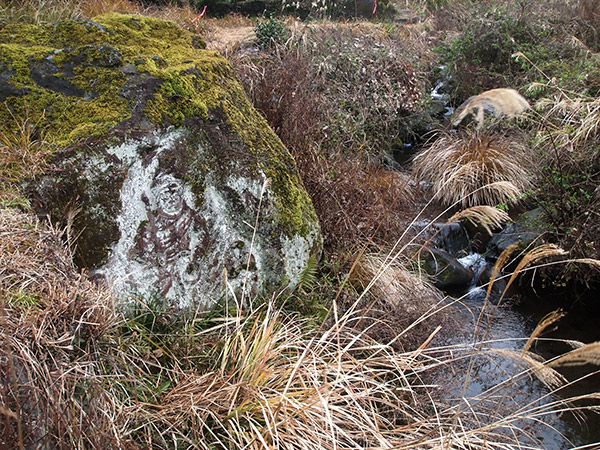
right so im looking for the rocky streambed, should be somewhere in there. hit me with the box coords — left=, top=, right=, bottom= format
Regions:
left=413, top=212, right=600, bottom=449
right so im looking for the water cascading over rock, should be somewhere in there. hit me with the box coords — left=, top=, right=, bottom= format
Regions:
left=0, top=13, right=322, bottom=309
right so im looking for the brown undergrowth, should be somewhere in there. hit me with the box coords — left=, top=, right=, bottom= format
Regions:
left=531, top=92, right=600, bottom=285
left=0, top=208, right=119, bottom=448
left=232, top=23, right=427, bottom=253
left=1, top=194, right=600, bottom=448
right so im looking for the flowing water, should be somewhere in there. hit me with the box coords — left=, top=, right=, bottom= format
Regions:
left=409, top=78, right=600, bottom=448
left=434, top=253, right=600, bottom=449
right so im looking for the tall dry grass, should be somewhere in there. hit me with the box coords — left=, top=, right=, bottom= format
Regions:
left=0, top=208, right=120, bottom=448
left=1, top=206, right=599, bottom=448
left=412, top=128, right=533, bottom=208
left=0, top=0, right=139, bottom=25
left=0, top=110, right=51, bottom=185
left=535, top=92, right=600, bottom=150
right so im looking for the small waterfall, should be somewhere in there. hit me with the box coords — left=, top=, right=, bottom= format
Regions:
left=430, top=65, right=454, bottom=119
left=457, top=252, right=488, bottom=298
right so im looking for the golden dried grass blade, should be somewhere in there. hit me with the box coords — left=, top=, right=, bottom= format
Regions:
left=502, top=244, right=567, bottom=297
left=522, top=310, right=566, bottom=354
left=486, top=242, right=520, bottom=298
left=448, top=206, right=511, bottom=234
left=549, top=342, right=600, bottom=368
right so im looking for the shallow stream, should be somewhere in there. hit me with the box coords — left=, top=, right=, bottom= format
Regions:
left=435, top=253, right=600, bottom=449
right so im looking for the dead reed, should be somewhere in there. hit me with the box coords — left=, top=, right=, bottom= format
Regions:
left=447, top=205, right=511, bottom=235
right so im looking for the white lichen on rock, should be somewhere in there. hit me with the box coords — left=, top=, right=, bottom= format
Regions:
left=281, top=229, right=319, bottom=287
left=90, top=128, right=320, bottom=310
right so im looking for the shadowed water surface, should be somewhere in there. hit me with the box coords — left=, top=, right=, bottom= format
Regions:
left=433, top=257, right=600, bottom=449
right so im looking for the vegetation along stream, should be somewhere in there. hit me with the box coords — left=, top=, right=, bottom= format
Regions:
left=1, top=0, right=599, bottom=448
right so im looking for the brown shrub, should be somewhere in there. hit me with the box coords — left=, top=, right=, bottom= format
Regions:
left=299, top=151, right=417, bottom=252
left=233, top=48, right=324, bottom=156
left=232, top=24, right=424, bottom=253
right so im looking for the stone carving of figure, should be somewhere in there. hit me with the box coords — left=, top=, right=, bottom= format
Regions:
left=134, top=173, right=207, bottom=298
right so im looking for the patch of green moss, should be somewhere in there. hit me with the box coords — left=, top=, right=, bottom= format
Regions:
left=0, top=13, right=216, bottom=148
left=144, top=72, right=209, bottom=126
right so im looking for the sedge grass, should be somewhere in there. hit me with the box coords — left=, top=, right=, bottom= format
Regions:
left=412, top=128, right=534, bottom=208
left=0, top=208, right=120, bottom=448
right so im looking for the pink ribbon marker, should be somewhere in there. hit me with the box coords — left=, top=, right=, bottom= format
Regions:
left=372, top=0, right=377, bottom=15
left=192, top=5, right=207, bottom=22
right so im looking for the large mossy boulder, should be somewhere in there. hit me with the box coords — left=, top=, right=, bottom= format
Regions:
left=0, top=14, right=322, bottom=310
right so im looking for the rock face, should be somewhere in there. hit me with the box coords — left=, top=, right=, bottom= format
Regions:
left=1, top=14, right=322, bottom=309
left=486, top=209, right=544, bottom=262
left=418, top=247, right=474, bottom=291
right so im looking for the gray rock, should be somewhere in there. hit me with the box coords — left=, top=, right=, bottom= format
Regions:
left=121, top=63, right=137, bottom=75
left=417, top=247, right=474, bottom=290
left=431, top=221, right=471, bottom=258
left=3, top=14, right=322, bottom=310
left=486, top=209, right=545, bottom=260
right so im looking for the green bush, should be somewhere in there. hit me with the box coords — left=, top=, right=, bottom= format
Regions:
left=437, top=2, right=600, bottom=102
left=254, top=14, right=288, bottom=49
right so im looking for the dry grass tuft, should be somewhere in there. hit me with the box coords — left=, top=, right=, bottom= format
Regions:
left=347, top=252, right=446, bottom=351
left=531, top=91, right=600, bottom=283
left=0, top=0, right=140, bottom=25
left=489, top=348, right=568, bottom=391
left=522, top=310, right=566, bottom=354
left=549, top=342, right=600, bottom=368
left=0, top=207, right=598, bottom=448
left=412, top=128, right=533, bottom=207
left=0, top=208, right=119, bottom=448
left=121, top=303, right=424, bottom=449
left=536, top=93, right=600, bottom=149
left=448, top=205, right=511, bottom=235
left=0, top=110, right=51, bottom=185
left=501, top=244, right=568, bottom=298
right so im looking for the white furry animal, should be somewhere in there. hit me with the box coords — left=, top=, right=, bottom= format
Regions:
left=452, top=88, right=530, bottom=128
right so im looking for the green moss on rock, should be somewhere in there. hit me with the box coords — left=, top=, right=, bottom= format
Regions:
left=1, top=13, right=319, bottom=240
